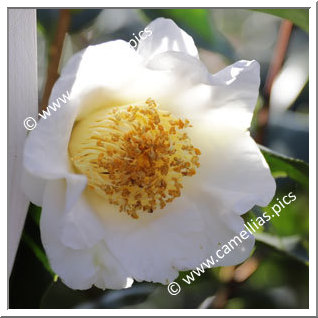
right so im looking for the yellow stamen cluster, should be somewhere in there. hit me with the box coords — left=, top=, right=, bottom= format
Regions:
left=69, top=99, right=201, bottom=219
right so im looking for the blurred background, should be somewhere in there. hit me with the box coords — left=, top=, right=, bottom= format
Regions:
left=10, top=8, right=309, bottom=309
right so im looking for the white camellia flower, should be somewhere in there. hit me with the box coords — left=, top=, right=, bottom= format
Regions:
left=22, top=18, right=276, bottom=290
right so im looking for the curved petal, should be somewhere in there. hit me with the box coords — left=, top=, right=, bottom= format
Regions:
left=23, top=40, right=142, bottom=180
left=21, top=169, right=46, bottom=206
left=159, top=59, right=275, bottom=214
left=137, top=18, right=199, bottom=63
left=86, top=190, right=209, bottom=283
left=207, top=60, right=261, bottom=130
left=41, top=179, right=133, bottom=290
left=187, top=126, right=276, bottom=215
left=168, top=60, right=261, bottom=131
left=193, top=190, right=255, bottom=267
left=86, top=188, right=254, bottom=284
left=22, top=41, right=144, bottom=213
left=146, top=51, right=210, bottom=85
left=60, top=195, right=105, bottom=250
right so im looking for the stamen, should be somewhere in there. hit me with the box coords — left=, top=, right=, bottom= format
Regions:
left=68, top=99, right=201, bottom=219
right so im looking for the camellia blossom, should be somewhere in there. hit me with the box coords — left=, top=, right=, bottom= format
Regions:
left=22, top=18, right=276, bottom=290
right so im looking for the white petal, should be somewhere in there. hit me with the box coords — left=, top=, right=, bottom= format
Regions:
left=23, top=40, right=140, bottom=180
left=188, top=127, right=276, bottom=215
left=22, top=41, right=142, bottom=207
left=21, top=169, right=46, bottom=206
left=137, top=18, right=198, bottom=63
left=188, top=189, right=255, bottom=267
left=92, top=243, right=134, bottom=290
left=86, top=191, right=207, bottom=283
left=146, top=51, right=210, bottom=84
left=207, top=60, right=261, bottom=130
left=86, top=189, right=254, bottom=284
left=41, top=179, right=132, bottom=290
left=70, top=40, right=143, bottom=118
left=152, top=60, right=260, bottom=131
left=60, top=194, right=105, bottom=250
left=163, top=59, right=275, bottom=214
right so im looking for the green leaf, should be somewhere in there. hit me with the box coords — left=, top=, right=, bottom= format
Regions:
left=251, top=9, right=309, bottom=32
left=22, top=233, right=55, bottom=277
left=140, top=9, right=236, bottom=60
left=29, top=203, right=41, bottom=225
left=259, top=145, right=309, bottom=189
left=255, top=232, right=309, bottom=265
left=21, top=204, right=54, bottom=277
left=10, top=203, right=53, bottom=308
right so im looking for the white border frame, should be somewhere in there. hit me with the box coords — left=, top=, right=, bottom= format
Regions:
left=3, top=0, right=316, bottom=316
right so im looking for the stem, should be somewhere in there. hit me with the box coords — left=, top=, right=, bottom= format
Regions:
left=210, top=257, right=260, bottom=309
left=255, top=20, right=293, bottom=144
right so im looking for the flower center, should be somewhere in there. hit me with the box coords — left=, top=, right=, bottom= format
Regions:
left=69, top=98, right=201, bottom=219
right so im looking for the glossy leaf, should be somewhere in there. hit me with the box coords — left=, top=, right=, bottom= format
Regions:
left=29, top=202, right=41, bottom=225
left=259, top=145, right=309, bottom=189
left=22, top=233, right=54, bottom=277
left=255, top=232, right=309, bottom=264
